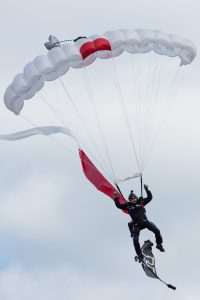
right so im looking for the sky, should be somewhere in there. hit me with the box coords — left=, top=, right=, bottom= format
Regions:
left=0, top=0, right=200, bottom=299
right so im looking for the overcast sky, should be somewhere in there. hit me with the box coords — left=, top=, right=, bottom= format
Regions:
left=0, top=1, right=200, bottom=299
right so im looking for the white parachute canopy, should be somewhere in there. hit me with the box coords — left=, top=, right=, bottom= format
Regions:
left=4, top=29, right=196, bottom=115
left=3, top=28, right=196, bottom=185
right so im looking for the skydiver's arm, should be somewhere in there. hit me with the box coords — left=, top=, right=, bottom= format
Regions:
left=143, top=185, right=153, bottom=206
left=114, top=195, right=129, bottom=210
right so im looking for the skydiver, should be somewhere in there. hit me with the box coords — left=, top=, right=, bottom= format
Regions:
left=114, top=184, right=165, bottom=262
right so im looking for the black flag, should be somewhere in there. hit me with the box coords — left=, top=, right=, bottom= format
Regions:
left=136, top=240, right=176, bottom=290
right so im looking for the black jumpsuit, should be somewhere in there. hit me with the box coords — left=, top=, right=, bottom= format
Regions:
left=114, top=189, right=163, bottom=256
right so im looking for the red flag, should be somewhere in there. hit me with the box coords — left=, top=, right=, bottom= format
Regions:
left=79, top=149, right=127, bottom=213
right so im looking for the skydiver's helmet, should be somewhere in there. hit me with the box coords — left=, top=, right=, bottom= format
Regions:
left=128, top=190, right=138, bottom=203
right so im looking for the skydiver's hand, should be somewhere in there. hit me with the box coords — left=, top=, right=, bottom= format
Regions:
left=114, top=191, right=118, bottom=197
left=144, top=184, right=149, bottom=191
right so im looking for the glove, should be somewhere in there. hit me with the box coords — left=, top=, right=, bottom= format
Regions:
left=144, top=184, right=149, bottom=191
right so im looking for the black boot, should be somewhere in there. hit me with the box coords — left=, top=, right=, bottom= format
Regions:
left=138, top=253, right=144, bottom=263
left=156, top=244, right=165, bottom=252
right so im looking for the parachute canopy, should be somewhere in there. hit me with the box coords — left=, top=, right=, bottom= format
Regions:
left=3, top=28, right=197, bottom=188
left=4, top=29, right=196, bottom=115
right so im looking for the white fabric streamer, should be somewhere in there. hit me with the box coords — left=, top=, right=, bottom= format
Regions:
left=0, top=126, right=79, bottom=145
left=115, top=173, right=142, bottom=184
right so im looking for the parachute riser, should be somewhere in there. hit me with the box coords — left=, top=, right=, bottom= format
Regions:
left=140, top=174, right=143, bottom=198
left=115, top=184, right=125, bottom=200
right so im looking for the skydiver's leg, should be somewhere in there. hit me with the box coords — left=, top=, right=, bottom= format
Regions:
left=128, top=221, right=134, bottom=237
left=145, top=221, right=163, bottom=245
left=132, top=225, right=142, bottom=256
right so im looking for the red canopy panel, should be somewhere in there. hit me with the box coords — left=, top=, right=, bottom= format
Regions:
left=80, top=38, right=111, bottom=59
